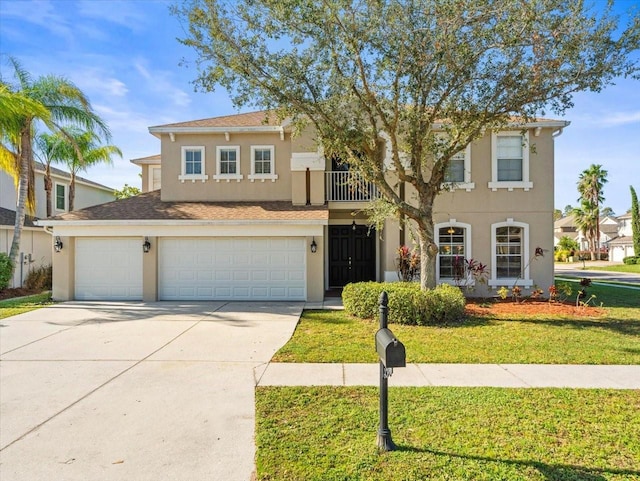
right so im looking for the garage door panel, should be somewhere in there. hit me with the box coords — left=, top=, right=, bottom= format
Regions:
left=75, top=238, right=143, bottom=301
left=159, top=237, right=306, bottom=301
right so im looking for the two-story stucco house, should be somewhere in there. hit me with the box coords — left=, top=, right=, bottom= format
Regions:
left=39, top=111, right=569, bottom=302
left=1, top=163, right=116, bottom=287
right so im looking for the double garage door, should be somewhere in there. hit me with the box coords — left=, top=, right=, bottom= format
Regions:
left=74, top=237, right=306, bottom=301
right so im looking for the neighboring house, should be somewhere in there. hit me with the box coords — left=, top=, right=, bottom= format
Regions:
left=1, top=163, right=116, bottom=287
left=131, top=154, right=161, bottom=192
left=609, top=211, right=635, bottom=262
left=553, top=213, right=635, bottom=261
left=39, top=111, right=569, bottom=302
left=553, top=215, right=579, bottom=246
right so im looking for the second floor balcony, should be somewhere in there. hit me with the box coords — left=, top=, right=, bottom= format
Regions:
left=325, top=171, right=379, bottom=202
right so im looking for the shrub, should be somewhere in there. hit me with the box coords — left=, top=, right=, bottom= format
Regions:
left=24, top=264, right=52, bottom=291
left=0, top=253, right=13, bottom=289
left=623, top=256, right=639, bottom=265
left=342, top=281, right=466, bottom=325
left=419, top=283, right=466, bottom=325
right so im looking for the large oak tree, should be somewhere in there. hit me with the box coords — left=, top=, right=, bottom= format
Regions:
left=173, top=0, right=639, bottom=289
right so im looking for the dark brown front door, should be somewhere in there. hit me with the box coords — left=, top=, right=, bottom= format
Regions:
left=328, top=224, right=376, bottom=288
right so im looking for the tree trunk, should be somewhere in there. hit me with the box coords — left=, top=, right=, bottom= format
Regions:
left=69, top=172, right=76, bottom=211
left=8, top=126, right=32, bottom=284
left=417, top=223, right=437, bottom=290
left=45, top=165, right=52, bottom=218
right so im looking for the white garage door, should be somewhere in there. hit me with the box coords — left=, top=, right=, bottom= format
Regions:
left=75, top=238, right=143, bottom=300
left=159, top=237, right=306, bottom=301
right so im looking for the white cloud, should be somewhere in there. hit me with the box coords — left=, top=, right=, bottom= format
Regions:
left=133, top=58, right=191, bottom=108
left=1, top=0, right=74, bottom=42
left=600, top=111, right=640, bottom=127
left=77, top=0, right=154, bottom=32
left=73, top=68, right=129, bottom=98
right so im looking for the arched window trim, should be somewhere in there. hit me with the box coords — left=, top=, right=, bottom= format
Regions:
left=435, top=220, right=473, bottom=285
left=489, top=219, right=533, bottom=287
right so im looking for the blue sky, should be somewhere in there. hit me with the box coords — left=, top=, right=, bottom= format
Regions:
left=1, top=0, right=639, bottom=215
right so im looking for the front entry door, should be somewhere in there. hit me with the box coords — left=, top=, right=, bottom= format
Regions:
left=329, top=224, right=376, bottom=288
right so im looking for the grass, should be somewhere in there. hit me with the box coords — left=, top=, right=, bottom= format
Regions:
left=552, top=279, right=640, bottom=307
left=0, top=292, right=53, bottom=319
left=582, top=264, right=640, bottom=274
left=273, top=281, right=640, bottom=364
left=256, top=386, right=640, bottom=481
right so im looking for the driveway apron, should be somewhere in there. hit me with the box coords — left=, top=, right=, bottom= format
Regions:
left=0, top=301, right=302, bottom=481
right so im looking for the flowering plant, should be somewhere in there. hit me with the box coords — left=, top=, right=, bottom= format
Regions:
left=452, top=257, right=489, bottom=290
left=395, top=245, right=420, bottom=282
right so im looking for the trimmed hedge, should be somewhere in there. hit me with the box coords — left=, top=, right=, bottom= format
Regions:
left=342, top=281, right=466, bottom=325
left=623, top=256, right=640, bottom=265
left=0, top=253, right=13, bottom=290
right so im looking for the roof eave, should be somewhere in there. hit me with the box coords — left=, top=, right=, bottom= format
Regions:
left=36, top=219, right=329, bottom=227
left=148, top=125, right=286, bottom=139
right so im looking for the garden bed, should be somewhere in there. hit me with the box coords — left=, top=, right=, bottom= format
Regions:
left=465, top=299, right=604, bottom=318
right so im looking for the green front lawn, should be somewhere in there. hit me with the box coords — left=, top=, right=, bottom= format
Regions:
left=585, top=264, right=640, bottom=274
left=0, top=292, right=53, bottom=319
left=274, top=282, right=640, bottom=365
left=256, top=386, right=640, bottom=481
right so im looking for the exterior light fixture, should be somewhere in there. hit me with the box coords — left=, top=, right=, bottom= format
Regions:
left=310, top=238, right=317, bottom=253
left=54, top=236, right=63, bottom=253
left=143, top=237, right=151, bottom=253
left=352, top=220, right=357, bottom=231
left=447, top=226, right=455, bottom=234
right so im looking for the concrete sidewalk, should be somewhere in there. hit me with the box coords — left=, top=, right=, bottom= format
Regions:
left=258, top=363, right=640, bottom=389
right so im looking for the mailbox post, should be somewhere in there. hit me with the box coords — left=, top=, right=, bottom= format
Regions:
left=375, top=291, right=406, bottom=452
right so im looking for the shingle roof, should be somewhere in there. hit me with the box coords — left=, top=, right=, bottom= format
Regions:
left=150, top=111, right=282, bottom=129
left=0, top=207, right=39, bottom=228
left=34, top=161, right=114, bottom=191
left=42, top=191, right=328, bottom=223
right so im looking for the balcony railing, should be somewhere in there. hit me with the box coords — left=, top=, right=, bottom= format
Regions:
left=325, top=171, right=379, bottom=202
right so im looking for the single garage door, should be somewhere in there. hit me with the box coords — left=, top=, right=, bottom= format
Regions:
left=75, top=238, right=143, bottom=300
left=159, top=237, right=306, bottom=301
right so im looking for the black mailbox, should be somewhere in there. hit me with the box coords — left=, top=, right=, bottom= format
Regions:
left=375, top=328, right=406, bottom=368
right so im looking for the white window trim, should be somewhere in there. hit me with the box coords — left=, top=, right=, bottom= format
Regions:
left=441, top=144, right=475, bottom=192
left=214, top=145, right=243, bottom=182
left=178, top=146, right=208, bottom=183
left=435, top=220, right=473, bottom=285
left=248, top=145, right=278, bottom=182
left=488, top=219, right=533, bottom=288
left=488, top=131, right=533, bottom=191
left=54, top=182, right=67, bottom=212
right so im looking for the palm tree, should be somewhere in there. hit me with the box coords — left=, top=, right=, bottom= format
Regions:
left=0, top=56, right=110, bottom=280
left=52, top=128, right=122, bottom=210
left=577, top=164, right=608, bottom=260
left=34, top=132, right=67, bottom=217
left=572, top=204, right=598, bottom=259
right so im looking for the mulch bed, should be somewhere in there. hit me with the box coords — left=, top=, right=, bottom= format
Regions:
left=0, top=288, right=44, bottom=301
left=465, top=299, right=604, bottom=317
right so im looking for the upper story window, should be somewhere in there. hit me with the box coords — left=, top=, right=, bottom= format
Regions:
left=489, top=220, right=533, bottom=287
left=443, top=144, right=474, bottom=191
left=149, top=166, right=161, bottom=191
left=488, top=132, right=533, bottom=191
left=214, top=146, right=243, bottom=182
left=179, top=146, right=208, bottom=183
left=248, top=145, right=278, bottom=182
left=55, top=183, right=67, bottom=211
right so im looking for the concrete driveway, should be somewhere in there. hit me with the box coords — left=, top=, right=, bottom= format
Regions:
left=0, top=301, right=303, bottom=481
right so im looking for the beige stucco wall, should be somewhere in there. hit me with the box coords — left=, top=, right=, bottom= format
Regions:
left=0, top=227, right=52, bottom=288
left=379, top=127, right=557, bottom=295
left=142, top=236, right=158, bottom=302
left=51, top=235, right=74, bottom=300
left=160, top=132, right=293, bottom=202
